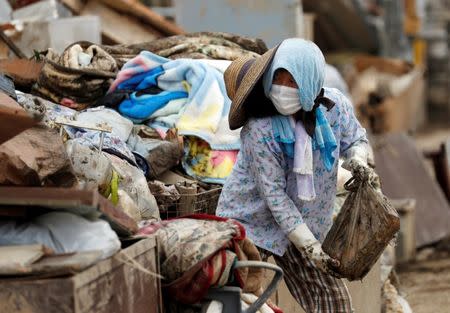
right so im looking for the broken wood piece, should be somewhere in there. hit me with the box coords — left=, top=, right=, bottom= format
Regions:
left=0, top=245, right=53, bottom=275
left=0, top=249, right=102, bottom=277
left=0, top=187, right=138, bottom=236
left=0, top=29, right=26, bottom=59
left=0, top=92, right=38, bottom=145
left=61, top=0, right=181, bottom=45
left=0, top=59, right=44, bottom=89
left=97, top=0, right=184, bottom=36
left=27, top=251, right=102, bottom=276
left=54, top=117, right=113, bottom=132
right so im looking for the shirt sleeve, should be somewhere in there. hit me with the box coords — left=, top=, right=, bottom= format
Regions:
left=336, top=90, right=370, bottom=159
left=242, top=119, right=304, bottom=235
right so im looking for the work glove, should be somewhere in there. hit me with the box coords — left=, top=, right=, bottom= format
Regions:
left=288, top=224, right=341, bottom=277
left=342, top=143, right=381, bottom=190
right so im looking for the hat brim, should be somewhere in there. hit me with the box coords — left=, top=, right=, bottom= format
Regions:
left=228, top=47, right=278, bottom=130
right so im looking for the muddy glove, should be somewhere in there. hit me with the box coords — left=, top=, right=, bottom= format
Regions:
left=288, top=224, right=341, bottom=277
left=342, top=143, right=381, bottom=190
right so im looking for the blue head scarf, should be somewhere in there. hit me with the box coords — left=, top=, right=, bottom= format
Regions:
left=263, top=39, right=337, bottom=171
left=263, top=38, right=325, bottom=111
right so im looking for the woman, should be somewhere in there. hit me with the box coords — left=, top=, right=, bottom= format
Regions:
left=217, top=39, right=373, bottom=313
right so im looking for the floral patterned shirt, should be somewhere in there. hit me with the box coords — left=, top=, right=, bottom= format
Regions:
left=216, top=88, right=368, bottom=256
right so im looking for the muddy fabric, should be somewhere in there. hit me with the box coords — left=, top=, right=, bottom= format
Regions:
left=33, top=42, right=117, bottom=110
left=32, top=60, right=115, bottom=110
left=128, top=135, right=183, bottom=179
left=0, top=125, right=77, bottom=187
left=148, top=180, right=180, bottom=207
left=138, top=216, right=263, bottom=304
left=100, top=32, right=268, bottom=67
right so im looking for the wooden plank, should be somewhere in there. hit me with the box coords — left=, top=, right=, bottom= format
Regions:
left=81, top=0, right=162, bottom=45
left=0, top=245, right=48, bottom=275
left=29, top=251, right=102, bottom=276
left=0, top=59, right=43, bottom=88
left=0, top=187, right=138, bottom=236
left=0, top=29, right=26, bottom=58
left=0, top=251, right=102, bottom=277
left=97, top=0, right=184, bottom=36
left=0, top=92, right=38, bottom=145
left=373, top=133, right=450, bottom=247
left=61, top=0, right=165, bottom=44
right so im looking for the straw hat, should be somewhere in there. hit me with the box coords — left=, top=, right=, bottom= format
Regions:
left=224, top=46, right=279, bottom=130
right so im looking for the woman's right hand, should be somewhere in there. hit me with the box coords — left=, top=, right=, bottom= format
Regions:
left=288, top=224, right=342, bottom=277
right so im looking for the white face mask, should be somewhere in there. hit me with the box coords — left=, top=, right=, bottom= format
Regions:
left=268, top=85, right=301, bottom=115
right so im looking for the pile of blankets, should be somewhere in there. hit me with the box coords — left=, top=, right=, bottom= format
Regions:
left=106, top=51, right=241, bottom=183
left=16, top=32, right=269, bottom=184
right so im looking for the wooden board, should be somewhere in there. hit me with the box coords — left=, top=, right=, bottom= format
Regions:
left=373, top=133, right=450, bottom=247
left=0, top=92, right=37, bottom=145
left=97, top=0, right=184, bottom=36
left=60, top=0, right=181, bottom=44
left=0, top=250, right=101, bottom=277
left=82, top=0, right=162, bottom=44
left=0, top=59, right=43, bottom=88
left=28, top=251, right=102, bottom=276
left=0, top=237, right=161, bottom=313
left=0, top=245, right=47, bottom=275
left=0, top=187, right=138, bottom=236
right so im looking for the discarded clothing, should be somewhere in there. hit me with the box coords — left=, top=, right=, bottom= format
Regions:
left=110, top=51, right=240, bottom=150
left=0, top=211, right=121, bottom=260
left=65, top=140, right=113, bottom=192
left=16, top=92, right=77, bottom=127
left=33, top=42, right=117, bottom=110
left=77, top=107, right=133, bottom=142
left=103, top=32, right=268, bottom=66
left=127, top=134, right=183, bottom=179
left=148, top=180, right=181, bottom=207
left=182, top=137, right=238, bottom=184
left=119, top=89, right=188, bottom=121
left=138, top=215, right=263, bottom=304
left=62, top=107, right=138, bottom=168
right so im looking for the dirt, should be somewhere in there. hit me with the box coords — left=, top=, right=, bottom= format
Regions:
left=397, top=251, right=450, bottom=313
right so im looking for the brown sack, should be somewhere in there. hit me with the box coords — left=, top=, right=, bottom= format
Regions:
left=0, top=125, right=77, bottom=187
left=323, top=174, right=400, bottom=280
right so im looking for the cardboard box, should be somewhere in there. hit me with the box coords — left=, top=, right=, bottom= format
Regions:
left=0, top=237, right=162, bottom=313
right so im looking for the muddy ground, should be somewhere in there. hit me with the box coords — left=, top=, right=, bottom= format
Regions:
left=397, top=248, right=450, bottom=313
left=395, top=126, right=450, bottom=313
